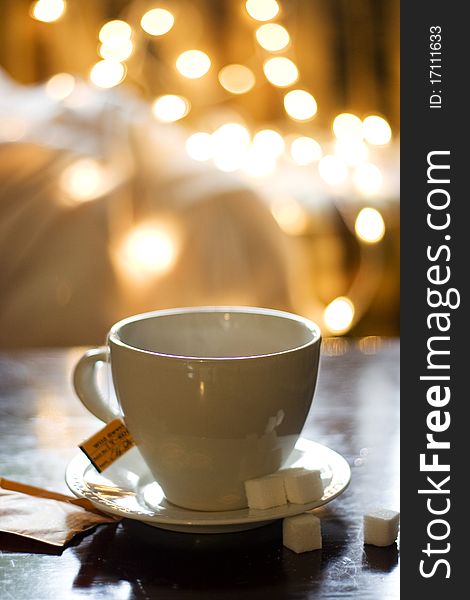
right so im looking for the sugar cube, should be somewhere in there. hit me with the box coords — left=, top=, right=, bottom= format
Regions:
left=283, top=513, right=322, bottom=553
left=283, top=469, right=324, bottom=504
left=363, top=508, right=400, bottom=547
left=244, top=475, right=287, bottom=510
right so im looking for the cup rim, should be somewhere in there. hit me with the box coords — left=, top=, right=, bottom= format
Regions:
left=108, top=306, right=321, bottom=361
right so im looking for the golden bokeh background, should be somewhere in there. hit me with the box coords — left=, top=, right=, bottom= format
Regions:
left=0, top=0, right=399, bottom=346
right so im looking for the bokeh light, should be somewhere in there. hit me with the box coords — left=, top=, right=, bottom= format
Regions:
left=333, top=113, right=363, bottom=140
left=355, top=207, right=385, bottom=243
left=31, top=0, right=65, bottom=23
left=45, top=73, right=75, bottom=100
left=363, top=115, right=392, bottom=145
left=252, top=129, right=285, bottom=158
left=99, top=20, right=132, bottom=43
left=290, top=136, right=322, bottom=165
left=321, top=337, right=350, bottom=357
left=176, top=50, right=211, bottom=79
left=218, top=64, right=255, bottom=94
left=283, top=90, right=317, bottom=121
left=99, top=39, right=133, bottom=62
left=271, top=197, right=308, bottom=235
left=152, top=95, right=190, bottom=122
left=185, top=132, right=213, bottom=161
left=243, top=147, right=277, bottom=177
left=89, top=60, right=126, bottom=88
left=263, top=57, right=298, bottom=87
left=60, top=158, right=108, bottom=203
left=140, top=8, right=174, bottom=36
left=245, top=0, right=280, bottom=21
left=255, top=23, right=290, bottom=51
left=353, top=162, right=383, bottom=196
left=335, top=138, right=369, bottom=166
left=118, top=223, right=177, bottom=278
left=323, top=297, right=355, bottom=334
left=211, top=123, right=250, bottom=172
left=318, top=155, right=348, bottom=186
left=358, top=336, right=384, bottom=355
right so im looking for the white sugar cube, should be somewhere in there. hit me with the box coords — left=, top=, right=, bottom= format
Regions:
left=283, top=469, right=324, bottom=504
left=283, top=513, right=322, bottom=553
left=244, top=475, right=287, bottom=510
left=363, top=508, right=400, bottom=547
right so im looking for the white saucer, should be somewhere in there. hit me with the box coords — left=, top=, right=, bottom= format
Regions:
left=65, top=438, right=351, bottom=533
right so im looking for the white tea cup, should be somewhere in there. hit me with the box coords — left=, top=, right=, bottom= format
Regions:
left=73, top=306, right=321, bottom=511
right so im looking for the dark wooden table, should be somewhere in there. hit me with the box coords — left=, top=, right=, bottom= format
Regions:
left=0, top=339, right=399, bottom=599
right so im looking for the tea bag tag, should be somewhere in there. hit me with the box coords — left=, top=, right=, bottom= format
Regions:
left=79, top=418, right=135, bottom=473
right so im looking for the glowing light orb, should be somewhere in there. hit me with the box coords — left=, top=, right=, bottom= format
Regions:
left=318, top=155, right=348, bottom=186
left=335, top=138, right=369, bottom=166
left=353, top=162, right=383, bottom=196
left=212, top=123, right=250, bottom=172
left=152, top=95, right=190, bottom=122
left=45, top=73, right=75, bottom=100
left=99, top=39, right=133, bottom=62
left=31, top=0, right=65, bottom=23
left=99, top=20, right=132, bottom=43
left=218, top=64, right=255, bottom=94
left=363, top=115, right=392, bottom=145
left=176, top=50, right=211, bottom=79
left=252, top=129, right=285, bottom=158
left=90, top=60, right=126, bottom=88
left=290, top=136, right=322, bottom=165
left=119, top=224, right=177, bottom=277
left=255, top=24, right=290, bottom=51
left=243, top=147, right=277, bottom=178
left=185, top=132, right=213, bottom=161
left=140, top=8, right=174, bottom=36
left=263, top=57, right=298, bottom=87
left=323, top=297, right=355, bottom=334
left=60, top=158, right=108, bottom=202
left=354, top=207, right=385, bottom=243
left=271, top=197, right=308, bottom=235
left=283, top=90, right=317, bottom=121
left=245, top=0, right=279, bottom=21
left=332, top=113, right=363, bottom=140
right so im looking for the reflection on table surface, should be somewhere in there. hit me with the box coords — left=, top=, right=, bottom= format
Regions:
left=0, top=338, right=399, bottom=599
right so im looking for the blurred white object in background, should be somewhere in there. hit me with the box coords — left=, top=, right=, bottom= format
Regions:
left=0, top=70, right=290, bottom=347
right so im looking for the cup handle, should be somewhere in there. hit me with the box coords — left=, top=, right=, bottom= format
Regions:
left=73, top=346, right=121, bottom=423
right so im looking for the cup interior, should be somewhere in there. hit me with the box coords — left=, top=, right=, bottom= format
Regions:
left=112, top=308, right=319, bottom=359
